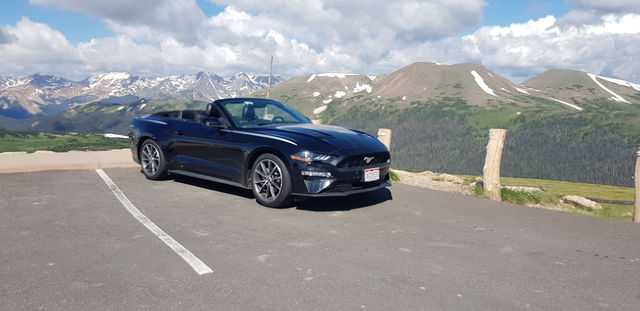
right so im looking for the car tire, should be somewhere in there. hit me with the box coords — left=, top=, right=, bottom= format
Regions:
left=139, top=139, right=168, bottom=180
left=251, top=153, right=292, bottom=208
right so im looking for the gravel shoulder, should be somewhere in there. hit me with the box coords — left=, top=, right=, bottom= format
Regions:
left=392, top=169, right=474, bottom=195
left=0, top=149, right=138, bottom=174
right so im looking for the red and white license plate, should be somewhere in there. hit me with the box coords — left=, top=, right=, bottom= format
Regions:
left=364, top=167, right=380, bottom=182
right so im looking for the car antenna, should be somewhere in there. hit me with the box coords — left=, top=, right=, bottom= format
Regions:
left=267, top=55, right=273, bottom=99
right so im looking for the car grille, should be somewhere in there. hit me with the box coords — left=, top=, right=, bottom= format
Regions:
left=337, top=152, right=390, bottom=168
left=333, top=180, right=385, bottom=192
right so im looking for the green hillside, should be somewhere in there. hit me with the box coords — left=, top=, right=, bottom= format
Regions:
left=0, top=129, right=129, bottom=153
left=273, top=94, right=640, bottom=187
left=22, top=98, right=208, bottom=134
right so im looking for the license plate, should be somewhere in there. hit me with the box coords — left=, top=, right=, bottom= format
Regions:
left=364, top=167, right=380, bottom=182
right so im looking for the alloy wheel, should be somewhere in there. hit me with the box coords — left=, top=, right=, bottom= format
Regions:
left=253, top=158, right=283, bottom=202
left=141, top=142, right=160, bottom=176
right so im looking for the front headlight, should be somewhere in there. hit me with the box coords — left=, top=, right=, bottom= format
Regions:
left=290, top=151, right=335, bottom=163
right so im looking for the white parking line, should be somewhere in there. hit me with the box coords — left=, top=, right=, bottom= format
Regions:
left=95, top=169, right=213, bottom=276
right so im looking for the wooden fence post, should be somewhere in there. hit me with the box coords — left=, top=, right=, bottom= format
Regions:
left=377, top=128, right=392, bottom=151
left=634, top=148, right=640, bottom=222
left=483, top=129, right=507, bottom=201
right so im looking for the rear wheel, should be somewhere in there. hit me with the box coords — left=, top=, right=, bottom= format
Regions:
left=140, top=139, right=167, bottom=180
left=251, top=153, right=292, bottom=207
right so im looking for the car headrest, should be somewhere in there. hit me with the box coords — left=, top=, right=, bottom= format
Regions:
left=206, top=104, right=221, bottom=117
left=242, top=105, right=256, bottom=120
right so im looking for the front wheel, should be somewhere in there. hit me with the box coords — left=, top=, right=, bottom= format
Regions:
left=251, top=154, right=292, bottom=207
left=139, top=139, right=168, bottom=180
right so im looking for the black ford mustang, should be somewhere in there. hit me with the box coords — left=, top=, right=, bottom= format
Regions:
left=128, top=98, right=391, bottom=207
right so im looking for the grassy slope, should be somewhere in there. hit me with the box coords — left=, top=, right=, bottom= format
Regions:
left=0, top=129, right=129, bottom=153
left=463, top=174, right=635, bottom=220
left=499, top=176, right=635, bottom=220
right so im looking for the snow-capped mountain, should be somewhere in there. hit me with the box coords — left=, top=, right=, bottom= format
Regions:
left=256, top=62, right=640, bottom=117
left=0, top=72, right=282, bottom=119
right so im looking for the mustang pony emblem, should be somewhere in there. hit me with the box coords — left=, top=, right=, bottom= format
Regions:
left=364, top=156, right=375, bottom=164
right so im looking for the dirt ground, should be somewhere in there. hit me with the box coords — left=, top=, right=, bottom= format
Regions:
left=0, top=149, right=139, bottom=174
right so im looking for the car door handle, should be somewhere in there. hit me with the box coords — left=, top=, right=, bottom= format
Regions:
left=172, top=130, right=184, bottom=135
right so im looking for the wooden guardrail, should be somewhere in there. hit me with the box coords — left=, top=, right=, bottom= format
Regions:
left=634, top=148, right=640, bottom=222
left=483, top=129, right=507, bottom=201
left=377, top=128, right=392, bottom=151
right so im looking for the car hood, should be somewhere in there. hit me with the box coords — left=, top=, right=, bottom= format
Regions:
left=251, top=124, right=387, bottom=154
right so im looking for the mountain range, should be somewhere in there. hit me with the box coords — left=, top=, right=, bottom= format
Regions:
left=0, top=72, right=283, bottom=119
left=252, top=62, right=640, bottom=117
left=1, top=62, right=639, bottom=186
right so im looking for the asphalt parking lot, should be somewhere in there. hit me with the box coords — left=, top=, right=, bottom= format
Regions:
left=1, top=168, right=640, bottom=310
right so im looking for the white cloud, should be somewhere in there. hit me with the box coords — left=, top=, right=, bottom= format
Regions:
left=574, top=0, right=640, bottom=13
left=0, top=0, right=637, bottom=85
left=457, top=13, right=640, bottom=82
left=4, top=0, right=486, bottom=80
left=0, top=26, right=17, bottom=44
left=31, top=0, right=207, bottom=45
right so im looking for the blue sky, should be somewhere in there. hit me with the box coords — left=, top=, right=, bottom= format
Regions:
left=0, top=0, right=639, bottom=83
left=480, top=0, right=569, bottom=26
left=0, top=0, right=112, bottom=43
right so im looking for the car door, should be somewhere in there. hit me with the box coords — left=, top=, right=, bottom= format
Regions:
left=170, top=114, right=247, bottom=184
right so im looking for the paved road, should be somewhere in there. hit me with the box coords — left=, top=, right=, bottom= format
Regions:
left=1, top=168, right=639, bottom=310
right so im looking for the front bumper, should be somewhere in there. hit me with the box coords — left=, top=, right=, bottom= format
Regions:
left=290, top=163, right=391, bottom=197
left=292, top=180, right=391, bottom=197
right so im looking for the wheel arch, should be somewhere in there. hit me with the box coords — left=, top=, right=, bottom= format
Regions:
left=136, top=134, right=161, bottom=158
left=245, top=147, right=290, bottom=186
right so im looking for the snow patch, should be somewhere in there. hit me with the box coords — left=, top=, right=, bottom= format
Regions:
left=313, top=105, right=327, bottom=114
left=549, top=98, right=583, bottom=111
left=3, top=77, right=31, bottom=88
left=312, top=91, right=320, bottom=97
left=514, top=87, right=530, bottom=94
left=104, top=133, right=128, bottom=139
left=587, top=73, right=630, bottom=103
left=307, top=74, right=317, bottom=83
left=402, top=96, right=407, bottom=100
left=139, top=103, right=147, bottom=110
left=367, top=76, right=377, bottom=81
left=116, top=106, right=125, bottom=111
left=470, top=71, right=497, bottom=97
left=89, top=72, right=131, bottom=89
left=597, top=75, right=640, bottom=91
left=322, top=99, right=333, bottom=104
left=335, top=91, right=346, bottom=98
left=353, top=82, right=372, bottom=93
left=102, top=72, right=131, bottom=81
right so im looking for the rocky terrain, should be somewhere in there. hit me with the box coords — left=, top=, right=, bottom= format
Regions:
left=0, top=72, right=283, bottom=119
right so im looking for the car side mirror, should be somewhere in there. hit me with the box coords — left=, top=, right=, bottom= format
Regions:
left=206, top=104, right=222, bottom=118
left=203, top=117, right=226, bottom=128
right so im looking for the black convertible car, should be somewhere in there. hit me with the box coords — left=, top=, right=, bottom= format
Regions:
left=128, top=98, right=390, bottom=207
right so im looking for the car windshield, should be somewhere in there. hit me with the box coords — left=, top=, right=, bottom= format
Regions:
left=220, top=99, right=311, bottom=128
